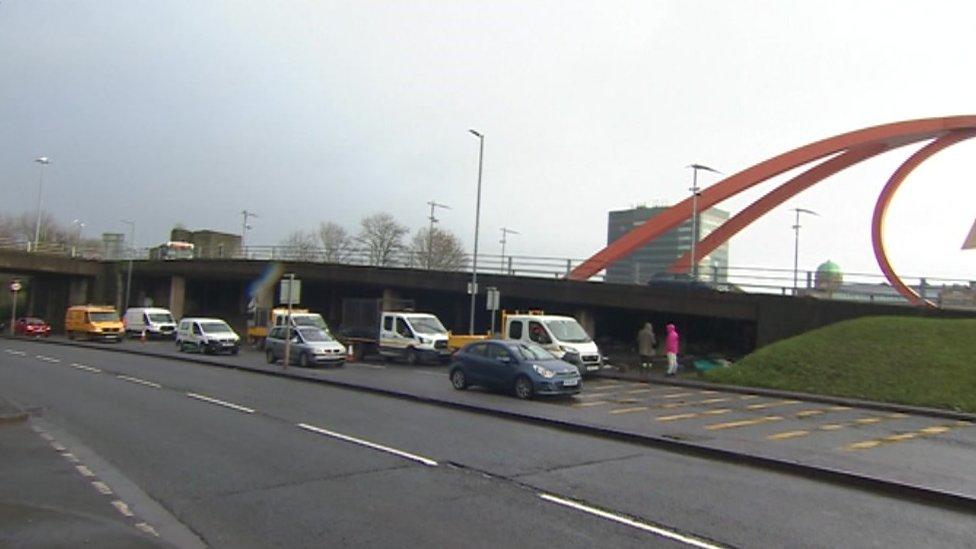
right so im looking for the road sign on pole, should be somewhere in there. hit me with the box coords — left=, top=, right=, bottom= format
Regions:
left=485, top=287, right=500, bottom=334
left=9, top=279, right=21, bottom=336
left=279, top=278, right=301, bottom=304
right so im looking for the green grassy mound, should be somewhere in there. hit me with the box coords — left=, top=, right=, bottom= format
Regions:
left=704, top=316, right=976, bottom=412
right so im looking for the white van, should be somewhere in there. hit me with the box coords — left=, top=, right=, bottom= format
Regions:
left=502, top=313, right=604, bottom=375
left=176, top=317, right=241, bottom=355
left=124, top=307, right=177, bottom=339
left=378, top=312, right=451, bottom=365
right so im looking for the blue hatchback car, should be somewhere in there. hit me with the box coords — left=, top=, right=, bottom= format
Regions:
left=449, top=340, right=582, bottom=399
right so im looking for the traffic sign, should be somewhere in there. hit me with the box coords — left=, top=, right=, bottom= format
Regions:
left=9, top=280, right=21, bottom=292
left=485, top=287, right=500, bottom=311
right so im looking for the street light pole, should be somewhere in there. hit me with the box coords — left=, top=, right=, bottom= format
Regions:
left=121, top=220, right=135, bottom=310
left=686, top=163, right=721, bottom=280
left=500, top=227, right=519, bottom=274
left=468, top=129, right=485, bottom=335
left=241, top=210, right=258, bottom=257
left=33, top=157, right=51, bottom=250
left=792, top=208, right=819, bottom=295
left=426, top=200, right=450, bottom=269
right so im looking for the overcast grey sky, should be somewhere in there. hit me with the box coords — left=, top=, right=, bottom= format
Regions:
left=2, top=1, right=975, bottom=281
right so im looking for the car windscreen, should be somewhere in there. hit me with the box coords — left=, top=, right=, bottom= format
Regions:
left=200, top=322, right=233, bottom=334
left=23, top=318, right=44, bottom=325
left=512, top=342, right=555, bottom=361
left=88, top=311, right=120, bottom=322
left=544, top=319, right=591, bottom=343
left=293, top=315, right=328, bottom=330
left=148, top=313, right=174, bottom=323
left=298, top=328, right=332, bottom=342
left=409, top=317, right=447, bottom=334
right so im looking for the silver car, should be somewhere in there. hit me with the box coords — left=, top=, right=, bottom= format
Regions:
left=265, top=326, right=346, bottom=367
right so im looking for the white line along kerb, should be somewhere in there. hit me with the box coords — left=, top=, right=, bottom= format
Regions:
left=297, top=423, right=438, bottom=467
left=71, top=363, right=102, bottom=373
left=186, top=393, right=255, bottom=414
left=116, top=375, right=162, bottom=389
left=538, top=493, right=725, bottom=549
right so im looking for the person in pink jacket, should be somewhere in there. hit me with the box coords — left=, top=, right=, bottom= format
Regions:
left=665, top=323, right=680, bottom=376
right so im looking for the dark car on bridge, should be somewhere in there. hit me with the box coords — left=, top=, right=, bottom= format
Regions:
left=448, top=340, right=582, bottom=399
left=13, top=317, right=51, bottom=338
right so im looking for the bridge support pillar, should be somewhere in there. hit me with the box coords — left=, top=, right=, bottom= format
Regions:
left=68, top=278, right=89, bottom=306
left=168, top=276, right=186, bottom=319
left=576, top=309, right=596, bottom=338
left=381, top=288, right=401, bottom=310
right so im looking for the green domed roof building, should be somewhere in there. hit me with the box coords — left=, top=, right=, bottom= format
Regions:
left=815, top=260, right=843, bottom=292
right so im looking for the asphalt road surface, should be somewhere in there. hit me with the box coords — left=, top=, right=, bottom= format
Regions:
left=1, top=340, right=972, bottom=548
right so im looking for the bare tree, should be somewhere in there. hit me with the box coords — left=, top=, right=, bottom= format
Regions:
left=279, top=230, right=320, bottom=261
left=357, top=213, right=408, bottom=266
left=411, top=226, right=467, bottom=271
left=0, top=211, right=74, bottom=245
left=318, top=221, right=353, bottom=263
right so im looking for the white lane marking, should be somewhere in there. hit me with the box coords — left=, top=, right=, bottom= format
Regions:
left=111, top=500, right=135, bottom=517
left=186, top=392, right=255, bottom=414
left=50, top=442, right=67, bottom=452
left=62, top=453, right=80, bottom=463
left=92, top=481, right=114, bottom=495
left=135, top=522, right=160, bottom=537
left=6, top=349, right=26, bottom=356
left=35, top=355, right=61, bottom=363
left=539, top=493, right=724, bottom=549
left=298, top=423, right=438, bottom=467
left=71, top=363, right=102, bottom=373
left=39, top=432, right=55, bottom=441
left=76, top=465, right=95, bottom=477
left=116, top=375, right=162, bottom=389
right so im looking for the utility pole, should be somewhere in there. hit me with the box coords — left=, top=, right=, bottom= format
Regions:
left=426, top=200, right=450, bottom=269
left=468, top=129, right=485, bottom=334
left=686, top=163, right=721, bottom=280
left=32, top=157, right=51, bottom=250
left=121, top=220, right=135, bottom=310
left=241, top=210, right=258, bottom=258
left=792, top=208, right=819, bottom=295
left=500, top=227, right=519, bottom=274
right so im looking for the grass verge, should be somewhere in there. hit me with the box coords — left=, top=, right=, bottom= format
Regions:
left=704, top=316, right=976, bottom=412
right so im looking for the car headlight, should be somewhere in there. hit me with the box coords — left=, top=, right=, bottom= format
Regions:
left=532, top=364, right=556, bottom=379
left=313, top=347, right=326, bottom=354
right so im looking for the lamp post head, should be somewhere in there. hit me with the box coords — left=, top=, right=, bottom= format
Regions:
left=794, top=208, right=819, bottom=216
left=687, top=163, right=720, bottom=174
left=468, top=129, right=483, bottom=138
left=34, top=157, right=51, bottom=165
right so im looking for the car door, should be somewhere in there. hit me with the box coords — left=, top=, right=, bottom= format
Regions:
left=485, top=343, right=518, bottom=388
left=192, top=322, right=205, bottom=348
left=267, top=327, right=283, bottom=359
left=460, top=343, right=490, bottom=384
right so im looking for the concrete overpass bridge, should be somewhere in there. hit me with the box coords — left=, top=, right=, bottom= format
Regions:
left=4, top=248, right=970, bottom=357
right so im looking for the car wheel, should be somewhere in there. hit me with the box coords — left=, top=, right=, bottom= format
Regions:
left=230, top=347, right=239, bottom=355
left=450, top=369, right=468, bottom=390
left=514, top=376, right=534, bottom=400
left=299, top=353, right=310, bottom=368
left=266, top=349, right=276, bottom=364
left=200, top=342, right=210, bottom=354
left=406, top=348, right=419, bottom=366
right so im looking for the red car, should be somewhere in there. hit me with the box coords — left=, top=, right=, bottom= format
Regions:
left=14, top=317, right=51, bottom=338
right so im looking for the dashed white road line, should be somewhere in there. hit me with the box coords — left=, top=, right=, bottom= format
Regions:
left=71, top=362, right=102, bottom=373
left=92, top=481, right=114, bottom=495
left=135, top=522, right=160, bottom=537
left=111, top=500, right=135, bottom=517
left=76, top=465, right=96, bottom=477
left=116, top=375, right=162, bottom=389
left=186, top=393, right=255, bottom=414
left=35, top=355, right=61, bottom=363
left=297, top=423, right=438, bottom=467
left=5, top=349, right=26, bottom=356
left=538, top=493, right=724, bottom=549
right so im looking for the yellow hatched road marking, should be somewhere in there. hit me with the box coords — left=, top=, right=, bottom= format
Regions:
left=738, top=395, right=760, bottom=400
left=855, top=417, right=882, bottom=425
left=702, top=408, right=732, bottom=416
left=795, top=410, right=826, bottom=418
left=746, top=400, right=800, bottom=410
left=610, top=398, right=640, bottom=404
left=887, top=413, right=909, bottom=418
left=609, top=406, right=648, bottom=415
left=919, top=426, right=951, bottom=435
left=699, top=397, right=731, bottom=404
left=706, top=416, right=782, bottom=431
left=767, top=430, right=810, bottom=441
left=819, top=424, right=845, bottom=431
left=662, top=392, right=694, bottom=399
left=845, top=440, right=883, bottom=450
left=624, top=388, right=654, bottom=395
left=884, top=433, right=917, bottom=442
left=573, top=401, right=608, bottom=408
left=844, top=423, right=957, bottom=451
left=657, top=413, right=699, bottom=422
left=577, top=392, right=614, bottom=400
left=698, top=390, right=719, bottom=395
left=956, top=420, right=974, bottom=427
left=829, top=406, right=852, bottom=411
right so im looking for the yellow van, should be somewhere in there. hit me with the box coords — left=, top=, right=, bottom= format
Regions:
left=65, top=305, right=124, bottom=342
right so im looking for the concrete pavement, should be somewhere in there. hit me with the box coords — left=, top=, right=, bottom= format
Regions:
left=1, top=341, right=974, bottom=547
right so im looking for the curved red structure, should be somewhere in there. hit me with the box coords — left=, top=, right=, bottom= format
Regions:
left=568, top=116, right=976, bottom=306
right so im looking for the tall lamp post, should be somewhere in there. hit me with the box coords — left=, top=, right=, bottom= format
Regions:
left=468, top=129, right=485, bottom=335
left=241, top=210, right=258, bottom=258
left=426, top=200, right=450, bottom=269
left=33, top=157, right=52, bottom=250
left=686, top=163, right=721, bottom=280
left=500, top=227, right=519, bottom=274
left=121, top=220, right=135, bottom=310
left=792, top=208, right=819, bottom=295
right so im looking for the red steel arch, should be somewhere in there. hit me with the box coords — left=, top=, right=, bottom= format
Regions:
left=568, top=115, right=976, bottom=305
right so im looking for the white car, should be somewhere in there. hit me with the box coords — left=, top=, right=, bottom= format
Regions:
left=176, top=317, right=240, bottom=355
left=124, top=307, right=177, bottom=339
